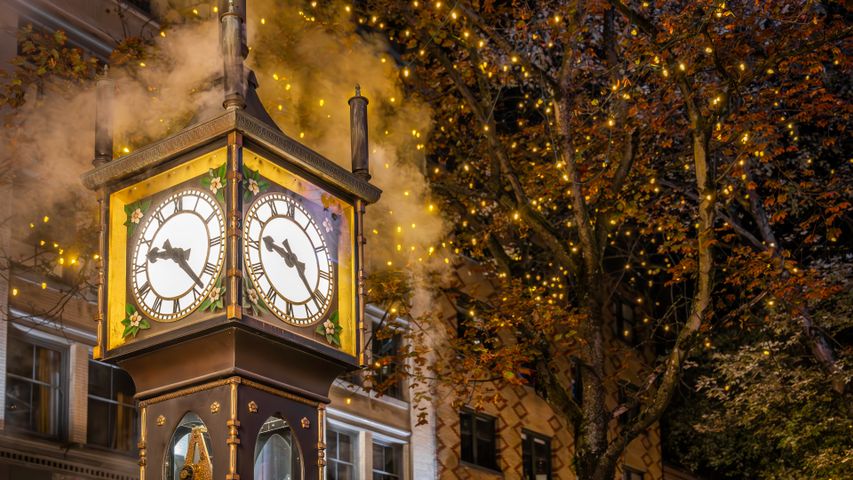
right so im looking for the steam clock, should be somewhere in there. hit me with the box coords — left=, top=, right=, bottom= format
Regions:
left=81, top=2, right=379, bottom=479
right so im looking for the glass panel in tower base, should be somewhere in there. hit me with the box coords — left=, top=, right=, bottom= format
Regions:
left=254, top=416, right=303, bottom=480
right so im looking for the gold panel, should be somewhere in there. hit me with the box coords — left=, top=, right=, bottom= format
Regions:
left=107, top=148, right=228, bottom=352
left=243, top=150, right=356, bottom=357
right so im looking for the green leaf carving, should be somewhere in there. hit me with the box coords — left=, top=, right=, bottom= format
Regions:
left=121, top=304, right=150, bottom=339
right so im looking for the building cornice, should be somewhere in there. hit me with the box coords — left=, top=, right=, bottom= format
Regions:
left=81, top=110, right=382, bottom=203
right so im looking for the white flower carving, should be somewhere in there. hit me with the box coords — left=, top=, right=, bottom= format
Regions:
left=209, top=286, right=223, bottom=300
left=247, top=178, right=260, bottom=195
left=129, top=311, right=142, bottom=327
left=323, top=319, right=336, bottom=336
left=130, top=208, right=143, bottom=224
left=323, top=217, right=333, bottom=233
left=209, top=176, right=224, bottom=194
left=247, top=288, right=259, bottom=303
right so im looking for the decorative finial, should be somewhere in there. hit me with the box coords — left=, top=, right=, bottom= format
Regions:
left=355, top=84, right=361, bottom=97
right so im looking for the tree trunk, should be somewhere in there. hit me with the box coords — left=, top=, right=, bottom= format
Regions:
left=553, top=92, right=613, bottom=480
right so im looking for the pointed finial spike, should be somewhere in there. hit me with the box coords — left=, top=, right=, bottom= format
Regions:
left=355, top=84, right=361, bottom=96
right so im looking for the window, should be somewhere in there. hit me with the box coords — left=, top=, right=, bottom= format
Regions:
left=327, top=428, right=357, bottom=480
left=623, top=466, right=644, bottom=480
left=4, top=332, right=66, bottom=439
left=372, top=442, right=402, bottom=480
left=371, top=319, right=403, bottom=399
left=254, top=416, right=302, bottom=480
left=522, top=431, right=552, bottom=480
left=87, top=360, right=138, bottom=452
left=454, top=295, right=501, bottom=357
left=460, top=410, right=498, bottom=471
left=612, top=300, right=638, bottom=345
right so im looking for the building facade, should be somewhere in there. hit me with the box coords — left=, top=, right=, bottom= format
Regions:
left=423, top=261, right=663, bottom=480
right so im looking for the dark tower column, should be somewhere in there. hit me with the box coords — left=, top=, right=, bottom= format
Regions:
left=93, top=66, right=114, bottom=167
left=348, top=85, right=370, bottom=181
left=221, top=0, right=246, bottom=110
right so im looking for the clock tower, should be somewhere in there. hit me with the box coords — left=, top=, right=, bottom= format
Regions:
left=82, top=2, right=380, bottom=479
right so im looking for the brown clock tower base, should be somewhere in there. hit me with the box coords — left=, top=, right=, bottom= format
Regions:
left=121, top=326, right=347, bottom=479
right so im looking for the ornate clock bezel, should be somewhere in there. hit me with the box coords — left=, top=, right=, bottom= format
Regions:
left=129, top=187, right=226, bottom=323
left=242, top=191, right=335, bottom=326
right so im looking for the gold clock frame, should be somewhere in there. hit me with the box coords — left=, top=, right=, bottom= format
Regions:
left=107, top=148, right=229, bottom=352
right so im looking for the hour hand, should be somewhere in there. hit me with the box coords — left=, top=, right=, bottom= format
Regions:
left=148, top=240, right=203, bottom=288
left=264, top=236, right=297, bottom=268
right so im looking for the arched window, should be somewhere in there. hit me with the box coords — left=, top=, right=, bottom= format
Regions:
left=254, top=416, right=303, bottom=480
left=164, top=412, right=213, bottom=480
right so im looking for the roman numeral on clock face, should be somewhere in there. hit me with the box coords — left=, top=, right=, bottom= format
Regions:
left=202, top=262, right=217, bottom=276
left=209, top=235, right=222, bottom=248
left=312, top=289, right=326, bottom=306
left=137, top=281, right=151, bottom=298
left=266, top=285, right=277, bottom=303
left=152, top=296, right=162, bottom=312
left=172, top=298, right=181, bottom=314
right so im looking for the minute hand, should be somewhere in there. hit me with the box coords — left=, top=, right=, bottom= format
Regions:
left=281, top=239, right=314, bottom=294
left=174, top=254, right=204, bottom=288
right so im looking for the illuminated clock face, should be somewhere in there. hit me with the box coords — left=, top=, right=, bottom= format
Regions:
left=243, top=192, right=333, bottom=325
left=130, top=189, right=226, bottom=322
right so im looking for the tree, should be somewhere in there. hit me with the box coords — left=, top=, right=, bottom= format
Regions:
left=665, top=279, right=853, bottom=479
left=348, top=0, right=852, bottom=478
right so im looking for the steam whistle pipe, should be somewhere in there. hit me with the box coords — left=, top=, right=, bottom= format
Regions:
left=218, top=0, right=248, bottom=53
left=221, top=0, right=246, bottom=110
left=348, top=85, right=370, bottom=181
left=93, top=65, right=114, bottom=167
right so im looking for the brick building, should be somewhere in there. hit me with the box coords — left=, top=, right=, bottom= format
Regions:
left=420, top=260, right=662, bottom=480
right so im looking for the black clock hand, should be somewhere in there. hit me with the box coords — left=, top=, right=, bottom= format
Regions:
left=174, top=252, right=204, bottom=288
left=147, top=240, right=204, bottom=288
left=281, top=239, right=314, bottom=294
left=263, top=236, right=295, bottom=267
left=263, top=236, right=313, bottom=294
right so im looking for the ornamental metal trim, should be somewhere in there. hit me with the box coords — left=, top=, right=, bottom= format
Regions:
left=81, top=110, right=382, bottom=204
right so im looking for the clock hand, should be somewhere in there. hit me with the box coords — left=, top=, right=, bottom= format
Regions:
left=281, top=239, right=313, bottom=294
left=147, top=240, right=204, bottom=288
left=263, top=236, right=294, bottom=267
left=262, top=236, right=314, bottom=294
left=174, top=253, right=204, bottom=288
